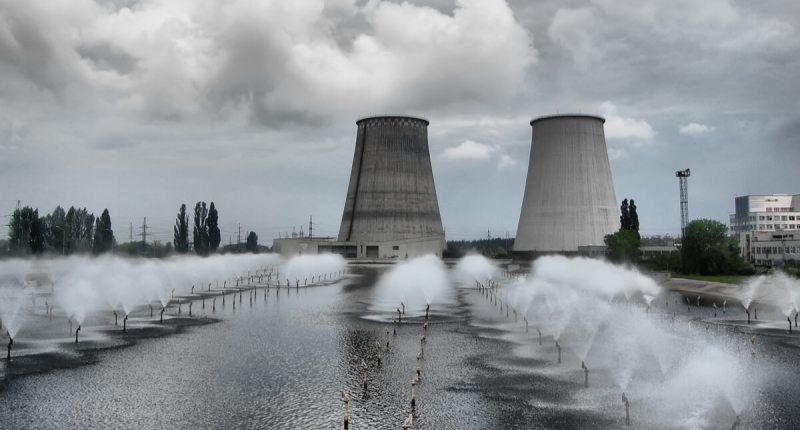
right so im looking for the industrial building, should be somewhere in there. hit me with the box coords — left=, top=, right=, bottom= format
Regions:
left=730, top=194, right=800, bottom=267
left=274, top=115, right=445, bottom=259
left=514, top=114, right=620, bottom=257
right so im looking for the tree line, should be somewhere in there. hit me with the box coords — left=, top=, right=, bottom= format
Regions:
left=5, top=201, right=262, bottom=258
left=7, top=206, right=114, bottom=256
left=172, top=202, right=260, bottom=255
left=605, top=198, right=753, bottom=276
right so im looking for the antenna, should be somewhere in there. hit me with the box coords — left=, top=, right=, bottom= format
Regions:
left=675, top=168, right=691, bottom=238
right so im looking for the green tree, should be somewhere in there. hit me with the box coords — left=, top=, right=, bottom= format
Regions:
left=620, top=199, right=630, bottom=230
left=93, top=209, right=114, bottom=254
left=8, top=206, right=45, bottom=255
left=173, top=204, right=190, bottom=253
left=629, top=199, right=640, bottom=240
left=65, top=206, right=77, bottom=254
left=193, top=202, right=209, bottom=256
left=44, top=206, right=67, bottom=253
left=245, top=231, right=258, bottom=253
left=207, top=202, right=221, bottom=253
left=604, top=229, right=640, bottom=262
left=681, top=219, right=750, bottom=275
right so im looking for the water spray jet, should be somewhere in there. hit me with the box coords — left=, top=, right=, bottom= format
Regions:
left=6, top=334, right=12, bottom=361
left=123, top=315, right=128, bottom=333
left=622, top=392, right=630, bottom=426
left=555, top=340, right=561, bottom=363
left=160, top=307, right=165, bottom=323
left=75, top=325, right=81, bottom=344
left=582, top=361, right=588, bottom=388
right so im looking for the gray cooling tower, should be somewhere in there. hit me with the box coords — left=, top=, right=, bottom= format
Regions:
left=338, top=116, right=445, bottom=248
left=514, top=114, right=620, bottom=255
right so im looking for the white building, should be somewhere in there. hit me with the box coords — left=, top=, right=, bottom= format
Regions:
left=731, top=194, right=800, bottom=267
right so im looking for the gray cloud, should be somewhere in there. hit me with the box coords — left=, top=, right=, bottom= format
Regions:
left=0, top=0, right=798, bottom=242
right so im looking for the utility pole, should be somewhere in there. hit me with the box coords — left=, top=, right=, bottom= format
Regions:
left=675, top=168, right=691, bottom=238
left=139, top=217, right=148, bottom=245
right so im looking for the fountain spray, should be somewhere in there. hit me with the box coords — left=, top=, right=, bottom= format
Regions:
left=425, top=304, right=430, bottom=320
left=123, top=315, right=128, bottom=333
left=6, top=333, right=12, bottom=361
left=730, top=415, right=740, bottom=430
left=537, top=328, right=542, bottom=346
left=397, top=308, right=402, bottom=323
left=555, top=340, right=561, bottom=364
left=149, top=304, right=153, bottom=317
left=160, top=307, right=165, bottom=323
left=795, top=311, right=798, bottom=328
left=788, top=317, right=792, bottom=334
left=114, top=310, right=118, bottom=326
left=75, top=325, right=81, bottom=344
left=622, top=392, right=630, bottom=426
left=746, top=308, right=751, bottom=325
left=582, top=361, right=588, bottom=388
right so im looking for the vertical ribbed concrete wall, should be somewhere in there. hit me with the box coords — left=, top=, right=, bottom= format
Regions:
left=338, top=116, right=445, bottom=248
left=514, top=114, right=620, bottom=254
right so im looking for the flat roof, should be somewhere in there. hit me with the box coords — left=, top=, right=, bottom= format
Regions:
left=530, top=113, right=605, bottom=126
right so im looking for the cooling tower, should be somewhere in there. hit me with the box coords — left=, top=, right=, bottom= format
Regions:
left=337, top=115, right=445, bottom=258
left=514, top=114, right=620, bottom=255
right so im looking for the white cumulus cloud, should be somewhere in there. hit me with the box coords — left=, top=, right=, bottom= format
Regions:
left=679, top=123, right=715, bottom=135
left=599, top=101, right=655, bottom=141
left=441, top=140, right=516, bottom=170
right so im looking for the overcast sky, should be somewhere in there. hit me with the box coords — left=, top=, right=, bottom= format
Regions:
left=1, top=0, right=799, bottom=244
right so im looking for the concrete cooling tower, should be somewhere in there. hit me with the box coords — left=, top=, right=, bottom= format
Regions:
left=337, top=115, right=445, bottom=259
left=514, top=114, right=620, bottom=256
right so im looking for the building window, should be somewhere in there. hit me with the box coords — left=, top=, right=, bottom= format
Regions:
left=790, top=216, right=796, bottom=221
left=392, top=246, right=399, bottom=250
left=783, top=216, right=789, bottom=221
left=759, top=216, right=765, bottom=220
